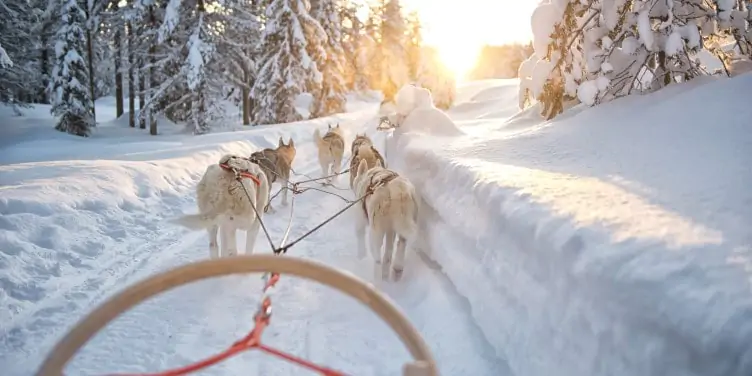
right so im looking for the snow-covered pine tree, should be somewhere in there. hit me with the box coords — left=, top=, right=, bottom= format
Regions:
left=212, top=0, right=262, bottom=125
left=299, top=0, right=327, bottom=118
left=405, top=11, right=422, bottom=81
left=251, top=0, right=319, bottom=124
left=376, top=0, right=409, bottom=101
left=49, top=0, right=95, bottom=136
left=339, top=1, right=369, bottom=92
left=362, top=4, right=383, bottom=90
left=522, top=0, right=748, bottom=120
left=0, top=43, right=10, bottom=68
left=0, top=0, right=44, bottom=104
left=309, top=0, right=347, bottom=117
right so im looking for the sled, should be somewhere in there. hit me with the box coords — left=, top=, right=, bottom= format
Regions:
left=35, top=255, right=438, bottom=376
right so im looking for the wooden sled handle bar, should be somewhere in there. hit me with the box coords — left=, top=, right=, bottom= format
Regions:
left=35, top=255, right=439, bottom=376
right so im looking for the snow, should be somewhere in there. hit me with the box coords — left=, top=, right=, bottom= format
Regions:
left=387, top=76, right=752, bottom=376
left=531, top=2, right=562, bottom=57
left=637, top=7, right=655, bottom=51
left=0, top=94, right=504, bottom=375
left=2, top=74, right=751, bottom=376
left=576, top=79, right=598, bottom=105
left=0, top=42, right=12, bottom=68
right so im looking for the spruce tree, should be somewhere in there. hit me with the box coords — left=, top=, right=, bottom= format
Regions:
left=251, top=0, right=318, bottom=124
left=49, top=0, right=95, bottom=137
left=377, top=0, right=409, bottom=101
left=309, top=0, right=347, bottom=117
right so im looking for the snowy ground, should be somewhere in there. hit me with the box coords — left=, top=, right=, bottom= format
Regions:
left=1, top=74, right=750, bottom=376
left=0, top=96, right=505, bottom=375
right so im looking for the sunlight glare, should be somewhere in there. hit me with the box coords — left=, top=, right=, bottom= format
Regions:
left=435, top=42, right=483, bottom=81
left=401, top=0, right=537, bottom=80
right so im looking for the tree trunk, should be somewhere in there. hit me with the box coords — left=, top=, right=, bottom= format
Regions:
left=127, top=22, right=136, bottom=127
left=138, top=44, right=146, bottom=130
left=149, top=5, right=158, bottom=135
left=114, top=27, right=124, bottom=118
left=86, top=23, right=96, bottom=122
left=242, top=86, right=250, bottom=125
left=40, top=24, right=50, bottom=104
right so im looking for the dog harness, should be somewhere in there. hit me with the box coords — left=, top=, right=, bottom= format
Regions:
left=362, top=171, right=399, bottom=219
left=219, top=161, right=261, bottom=186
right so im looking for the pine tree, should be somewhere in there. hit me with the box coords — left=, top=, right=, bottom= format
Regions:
left=362, top=4, right=383, bottom=90
left=405, top=11, right=422, bottom=81
left=339, top=2, right=368, bottom=91
left=0, top=43, right=10, bottom=68
left=376, top=0, right=409, bottom=101
left=251, top=0, right=319, bottom=124
left=309, top=0, right=347, bottom=117
left=49, top=0, right=95, bottom=137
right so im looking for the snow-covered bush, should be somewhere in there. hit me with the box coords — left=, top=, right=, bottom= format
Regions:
left=522, top=0, right=752, bottom=120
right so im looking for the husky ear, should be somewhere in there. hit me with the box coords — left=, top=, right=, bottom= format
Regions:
left=357, top=159, right=369, bottom=177
left=288, top=137, right=294, bottom=147
left=278, top=136, right=284, bottom=147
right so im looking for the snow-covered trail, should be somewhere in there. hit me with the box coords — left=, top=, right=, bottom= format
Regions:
left=1, top=113, right=507, bottom=375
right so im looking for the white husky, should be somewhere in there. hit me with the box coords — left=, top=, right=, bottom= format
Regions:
left=172, top=154, right=270, bottom=258
left=352, top=159, right=419, bottom=280
left=313, top=123, right=346, bottom=184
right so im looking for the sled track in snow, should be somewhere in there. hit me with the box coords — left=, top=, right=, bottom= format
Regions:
left=2, top=124, right=509, bottom=376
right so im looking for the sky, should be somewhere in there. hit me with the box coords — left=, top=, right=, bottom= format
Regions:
left=400, top=0, right=538, bottom=78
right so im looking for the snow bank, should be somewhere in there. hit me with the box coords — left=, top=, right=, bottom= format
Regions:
left=389, top=75, right=752, bottom=376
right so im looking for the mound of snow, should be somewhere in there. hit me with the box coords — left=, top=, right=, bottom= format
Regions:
left=389, top=75, right=752, bottom=376
left=392, top=84, right=464, bottom=137
left=449, top=79, right=521, bottom=122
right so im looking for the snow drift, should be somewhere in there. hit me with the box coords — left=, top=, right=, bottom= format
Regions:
left=388, top=76, right=752, bottom=376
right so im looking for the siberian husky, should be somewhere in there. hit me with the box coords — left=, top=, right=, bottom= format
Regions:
left=352, top=159, right=419, bottom=280
left=349, top=133, right=385, bottom=189
left=313, top=123, right=345, bottom=184
left=171, top=154, right=270, bottom=258
left=249, top=136, right=296, bottom=212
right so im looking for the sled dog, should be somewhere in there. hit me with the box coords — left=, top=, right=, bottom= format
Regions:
left=171, top=154, right=270, bottom=259
left=352, top=159, right=419, bottom=280
left=249, top=136, right=296, bottom=212
left=313, top=123, right=345, bottom=184
left=349, top=133, right=385, bottom=189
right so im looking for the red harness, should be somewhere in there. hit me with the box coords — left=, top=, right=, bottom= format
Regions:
left=219, top=162, right=261, bottom=186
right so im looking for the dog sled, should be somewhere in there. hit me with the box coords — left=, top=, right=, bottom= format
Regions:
left=35, top=255, right=438, bottom=376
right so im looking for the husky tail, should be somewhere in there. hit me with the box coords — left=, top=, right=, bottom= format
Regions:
left=393, top=188, right=420, bottom=241
left=169, top=213, right=218, bottom=230
left=313, top=128, right=325, bottom=149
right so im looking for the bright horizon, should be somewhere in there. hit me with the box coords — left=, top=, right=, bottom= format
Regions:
left=402, top=0, right=537, bottom=79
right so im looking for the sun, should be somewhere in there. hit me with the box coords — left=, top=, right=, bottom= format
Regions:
left=434, top=42, right=482, bottom=81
